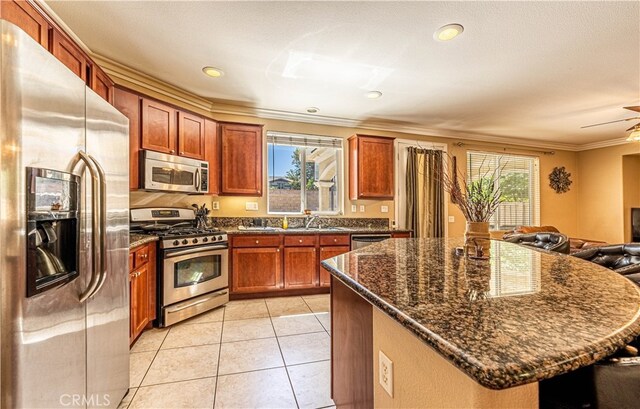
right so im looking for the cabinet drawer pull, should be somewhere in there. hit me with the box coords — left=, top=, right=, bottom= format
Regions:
left=255, top=240, right=259, bottom=244
left=299, top=239, right=303, bottom=243
left=334, top=239, right=337, bottom=242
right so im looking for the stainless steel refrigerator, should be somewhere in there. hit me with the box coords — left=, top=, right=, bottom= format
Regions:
left=0, top=21, right=130, bottom=408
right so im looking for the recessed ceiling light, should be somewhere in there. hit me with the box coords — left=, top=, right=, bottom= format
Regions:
left=365, top=91, right=383, bottom=99
left=202, top=66, right=224, bottom=78
left=434, top=24, right=464, bottom=41
left=306, top=107, right=319, bottom=114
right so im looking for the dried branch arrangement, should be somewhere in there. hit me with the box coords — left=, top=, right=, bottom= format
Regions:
left=441, top=155, right=504, bottom=223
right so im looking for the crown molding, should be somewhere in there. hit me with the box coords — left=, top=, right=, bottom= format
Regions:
left=93, top=54, right=634, bottom=154
left=574, top=136, right=631, bottom=151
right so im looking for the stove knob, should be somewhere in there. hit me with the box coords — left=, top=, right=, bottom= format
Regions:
left=210, top=236, right=216, bottom=242
left=217, top=235, right=223, bottom=241
left=173, top=240, right=179, bottom=246
left=202, top=237, right=209, bottom=242
left=181, top=239, right=188, bottom=245
left=192, top=238, right=198, bottom=244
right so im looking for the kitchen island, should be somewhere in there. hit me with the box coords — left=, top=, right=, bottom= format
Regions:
left=321, top=238, right=640, bottom=408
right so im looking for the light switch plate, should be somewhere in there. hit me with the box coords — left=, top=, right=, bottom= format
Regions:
left=381, top=205, right=389, bottom=213
left=359, top=205, right=365, bottom=212
left=212, top=201, right=220, bottom=210
left=351, top=204, right=357, bottom=212
left=245, top=202, right=258, bottom=211
left=448, top=215, right=455, bottom=223
left=379, top=350, right=393, bottom=397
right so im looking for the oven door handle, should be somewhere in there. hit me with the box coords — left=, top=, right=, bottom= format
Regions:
left=167, top=291, right=229, bottom=312
left=165, top=244, right=228, bottom=258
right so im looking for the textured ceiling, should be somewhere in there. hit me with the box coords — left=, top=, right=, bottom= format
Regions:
left=46, top=1, right=640, bottom=146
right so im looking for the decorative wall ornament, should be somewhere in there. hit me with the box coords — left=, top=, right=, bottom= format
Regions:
left=549, top=166, right=572, bottom=193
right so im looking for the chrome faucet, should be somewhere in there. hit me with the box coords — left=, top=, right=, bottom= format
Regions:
left=304, top=214, right=320, bottom=229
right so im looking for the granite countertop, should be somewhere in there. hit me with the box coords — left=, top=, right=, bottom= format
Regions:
left=321, top=237, right=640, bottom=390
left=130, top=233, right=159, bottom=249
left=226, top=227, right=412, bottom=235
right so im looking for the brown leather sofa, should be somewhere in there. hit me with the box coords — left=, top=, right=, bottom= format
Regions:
left=504, top=232, right=571, bottom=254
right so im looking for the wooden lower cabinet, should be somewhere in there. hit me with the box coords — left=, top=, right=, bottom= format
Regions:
left=129, top=264, right=149, bottom=343
left=129, top=242, right=157, bottom=345
left=284, top=247, right=317, bottom=288
left=319, top=246, right=350, bottom=287
left=232, top=247, right=282, bottom=293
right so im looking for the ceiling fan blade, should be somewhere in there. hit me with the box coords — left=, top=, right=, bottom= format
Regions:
left=626, top=123, right=640, bottom=132
left=624, top=106, right=640, bottom=113
left=581, top=118, right=634, bottom=128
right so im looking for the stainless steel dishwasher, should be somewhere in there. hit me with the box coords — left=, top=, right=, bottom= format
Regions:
left=350, top=233, right=392, bottom=250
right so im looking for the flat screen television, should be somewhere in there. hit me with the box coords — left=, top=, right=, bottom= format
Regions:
left=632, top=208, right=640, bottom=242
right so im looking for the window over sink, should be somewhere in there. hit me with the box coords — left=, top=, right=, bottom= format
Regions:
left=267, top=131, right=343, bottom=215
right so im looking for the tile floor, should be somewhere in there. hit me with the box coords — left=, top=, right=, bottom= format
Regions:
left=123, top=294, right=334, bottom=409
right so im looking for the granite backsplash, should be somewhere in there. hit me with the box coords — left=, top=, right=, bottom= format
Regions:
left=208, top=216, right=389, bottom=230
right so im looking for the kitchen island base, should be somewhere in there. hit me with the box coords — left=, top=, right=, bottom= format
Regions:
left=331, top=277, right=537, bottom=408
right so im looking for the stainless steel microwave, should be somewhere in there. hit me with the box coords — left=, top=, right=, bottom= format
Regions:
left=142, top=150, right=209, bottom=193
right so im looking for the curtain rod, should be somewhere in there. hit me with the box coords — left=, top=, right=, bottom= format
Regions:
left=453, top=142, right=555, bottom=156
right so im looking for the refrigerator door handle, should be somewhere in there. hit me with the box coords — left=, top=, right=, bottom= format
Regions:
left=75, top=151, right=102, bottom=302
left=86, top=154, right=108, bottom=298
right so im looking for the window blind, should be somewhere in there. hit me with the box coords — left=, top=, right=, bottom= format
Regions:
left=266, top=131, right=343, bottom=149
left=467, top=151, right=540, bottom=230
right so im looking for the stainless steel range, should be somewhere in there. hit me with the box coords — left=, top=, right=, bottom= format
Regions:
left=130, top=208, right=229, bottom=326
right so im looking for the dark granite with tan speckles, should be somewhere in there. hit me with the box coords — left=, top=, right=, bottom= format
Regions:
left=130, top=233, right=159, bottom=249
left=321, top=237, right=640, bottom=390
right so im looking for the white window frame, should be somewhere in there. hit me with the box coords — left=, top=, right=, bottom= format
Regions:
left=266, top=132, right=344, bottom=216
left=466, top=151, right=540, bottom=230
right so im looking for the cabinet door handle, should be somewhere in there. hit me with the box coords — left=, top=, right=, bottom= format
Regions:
left=170, top=149, right=175, bottom=154
left=180, top=151, right=184, bottom=155
left=276, top=249, right=280, bottom=252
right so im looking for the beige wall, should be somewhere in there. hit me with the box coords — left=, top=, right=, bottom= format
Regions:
left=118, top=74, right=580, bottom=236
left=622, top=154, right=640, bottom=242
left=372, top=308, right=538, bottom=408
left=576, top=143, right=640, bottom=243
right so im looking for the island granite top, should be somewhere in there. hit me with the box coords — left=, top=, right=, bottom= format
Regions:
left=321, top=237, right=640, bottom=390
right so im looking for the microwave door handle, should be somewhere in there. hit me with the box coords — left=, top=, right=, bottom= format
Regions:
left=195, top=168, right=201, bottom=192
left=74, top=151, right=101, bottom=303
left=86, top=154, right=107, bottom=298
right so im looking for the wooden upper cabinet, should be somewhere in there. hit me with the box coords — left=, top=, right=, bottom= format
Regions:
left=178, top=111, right=205, bottom=160
left=349, top=134, right=395, bottom=200
left=219, top=122, right=263, bottom=196
left=204, top=119, right=219, bottom=195
left=49, top=28, right=88, bottom=84
left=141, top=98, right=177, bottom=154
left=0, top=0, right=50, bottom=49
left=91, top=65, right=114, bottom=104
left=114, top=88, right=141, bottom=190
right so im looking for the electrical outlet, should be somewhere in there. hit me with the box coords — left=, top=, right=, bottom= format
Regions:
left=212, top=201, right=220, bottom=210
left=381, top=205, right=389, bottom=213
left=448, top=215, right=455, bottom=223
left=359, top=205, right=365, bottom=212
left=245, top=202, right=258, bottom=211
left=351, top=204, right=357, bottom=213
left=379, top=350, right=393, bottom=397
